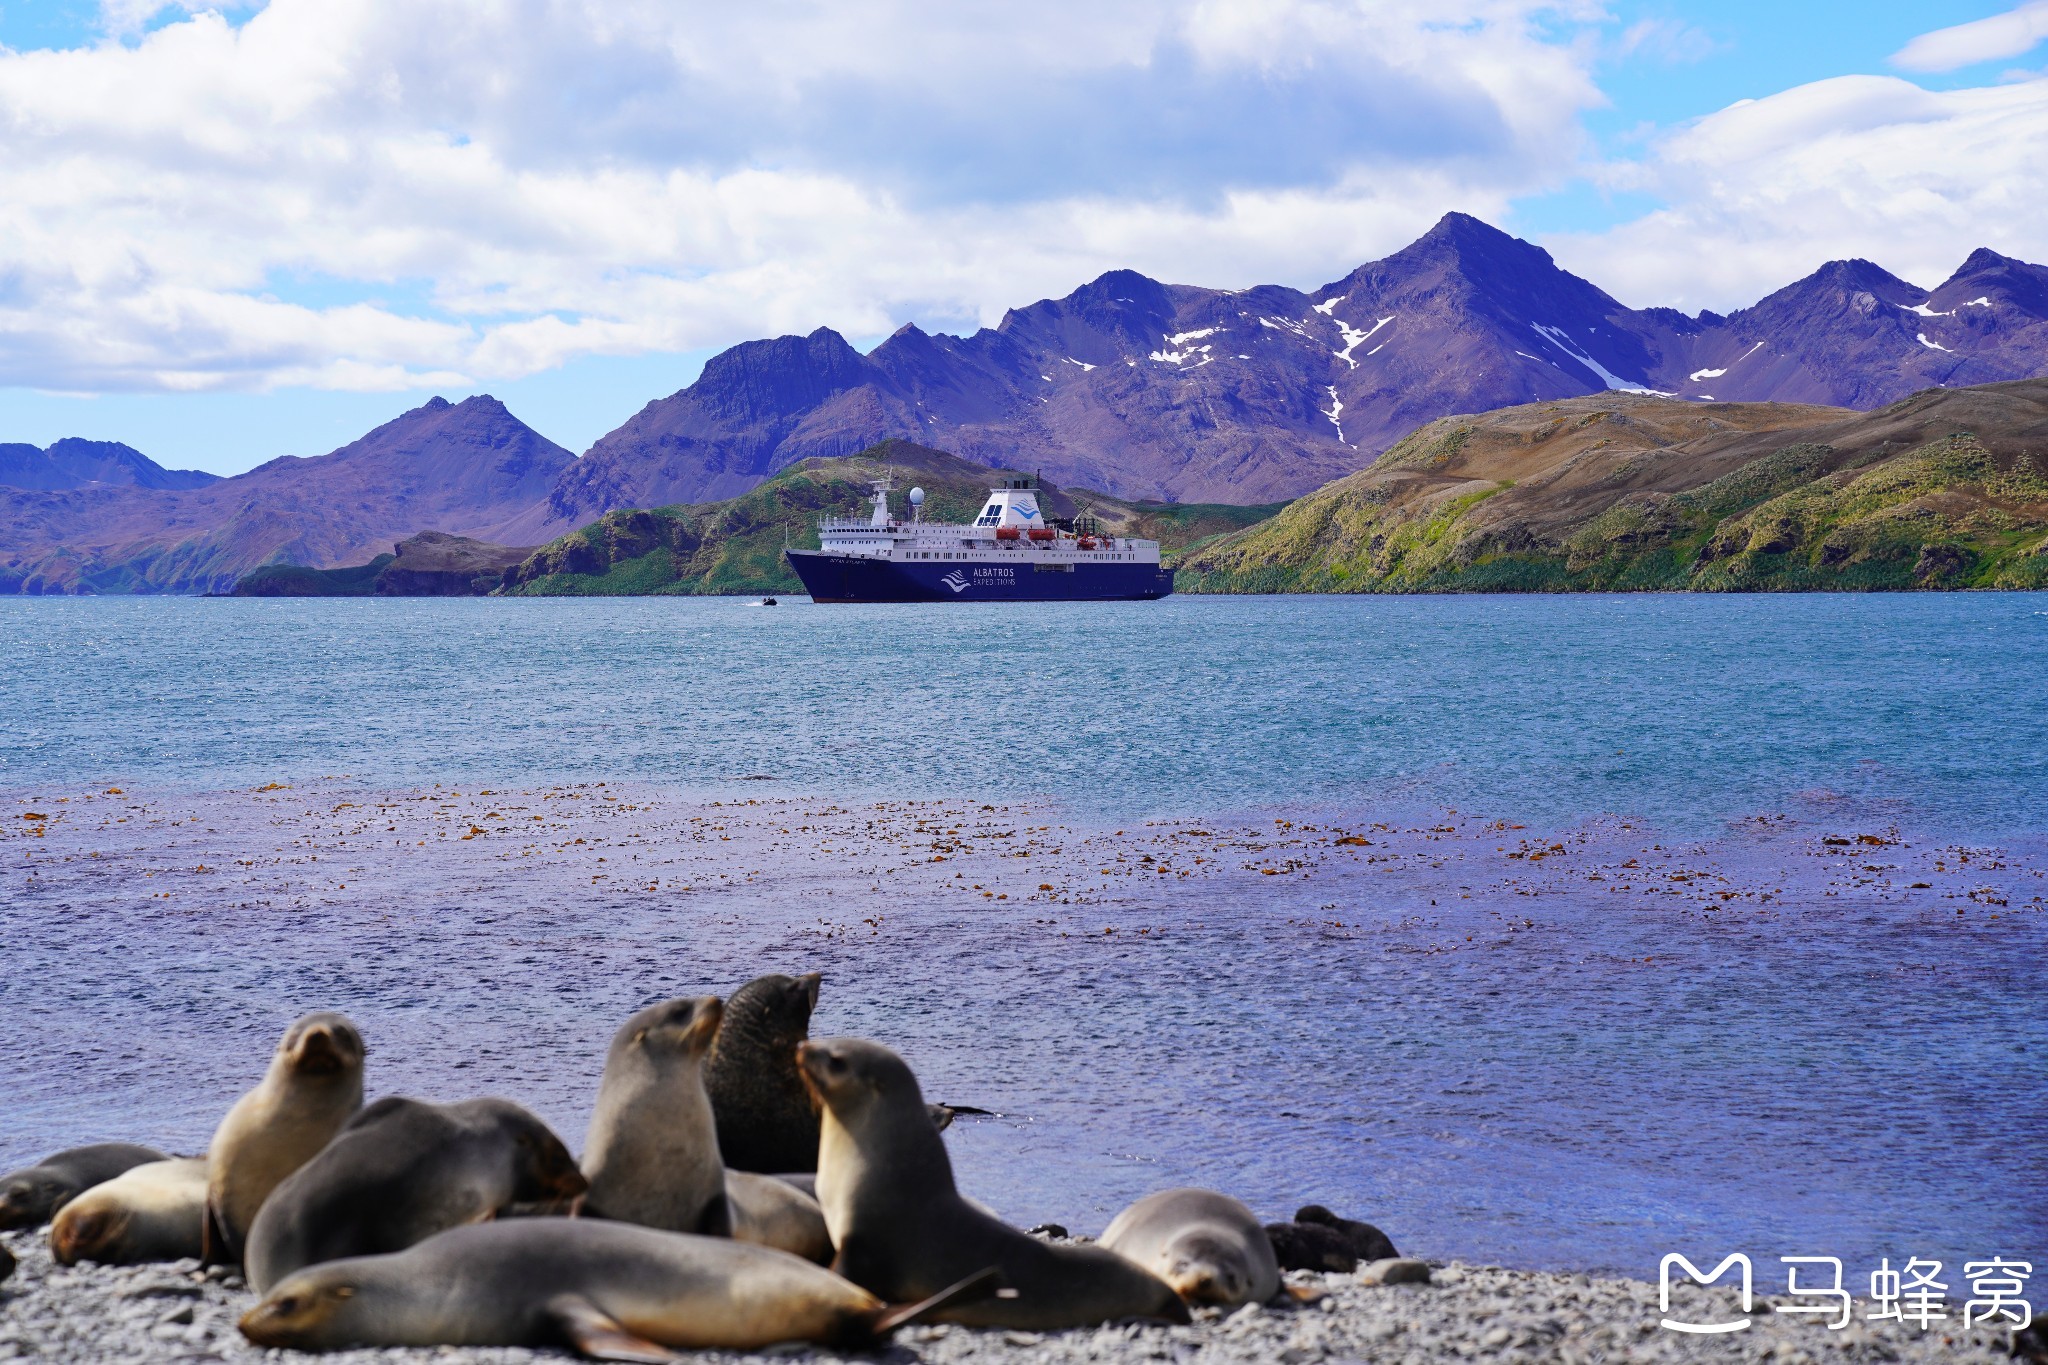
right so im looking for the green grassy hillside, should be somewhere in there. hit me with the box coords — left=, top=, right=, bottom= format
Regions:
left=1176, top=381, right=2048, bottom=593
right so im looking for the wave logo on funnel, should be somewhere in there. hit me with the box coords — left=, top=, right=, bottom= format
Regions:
left=940, top=571, right=971, bottom=593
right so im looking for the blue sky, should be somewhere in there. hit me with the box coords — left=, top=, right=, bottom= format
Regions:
left=0, top=0, right=2040, bottom=475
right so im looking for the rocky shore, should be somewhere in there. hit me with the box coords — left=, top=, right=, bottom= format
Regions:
left=0, top=1230, right=2025, bottom=1364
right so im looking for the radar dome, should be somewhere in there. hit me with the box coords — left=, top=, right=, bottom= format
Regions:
left=908, top=487, right=926, bottom=506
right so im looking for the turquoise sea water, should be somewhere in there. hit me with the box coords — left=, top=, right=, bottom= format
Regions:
left=2, top=594, right=2044, bottom=1281
left=3, top=593, right=2047, bottom=833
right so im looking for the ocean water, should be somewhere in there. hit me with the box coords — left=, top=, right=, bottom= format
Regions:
left=2, top=594, right=2044, bottom=1282
left=3, top=593, right=2047, bottom=834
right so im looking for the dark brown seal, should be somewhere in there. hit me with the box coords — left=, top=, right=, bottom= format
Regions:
left=801, top=1036, right=1188, bottom=1330
left=244, top=1096, right=586, bottom=1293
left=0, top=1143, right=167, bottom=1230
left=703, top=973, right=823, bottom=1174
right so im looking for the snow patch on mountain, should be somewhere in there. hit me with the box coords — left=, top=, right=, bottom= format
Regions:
left=1322, top=385, right=1345, bottom=442
left=1530, top=323, right=1670, bottom=395
left=1917, top=333, right=1953, bottom=352
left=1331, top=315, right=1394, bottom=369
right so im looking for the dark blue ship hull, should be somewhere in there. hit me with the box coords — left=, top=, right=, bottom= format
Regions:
left=787, top=550, right=1173, bottom=602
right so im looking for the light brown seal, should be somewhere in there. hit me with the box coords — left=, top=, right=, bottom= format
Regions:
left=49, top=1157, right=207, bottom=1266
left=0, top=1143, right=168, bottom=1230
left=1101, top=1188, right=1280, bottom=1307
left=239, top=1219, right=996, bottom=1356
left=245, top=1095, right=586, bottom=1293
left=580, top=996, right=730, bottom=1236
left=206, top=1011, right=365, bottom=1263
left=801, top=1036, right=1188, bottom=1330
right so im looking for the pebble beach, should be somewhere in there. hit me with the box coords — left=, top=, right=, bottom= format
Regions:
left=0, top=1229, right=2028, bottom=1365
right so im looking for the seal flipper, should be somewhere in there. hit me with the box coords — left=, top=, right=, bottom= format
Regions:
left=545, top=1295, right=681, bottom=1364
left=695, top=1191, right=732, bottom=1238
left=200, top=1197, right=234, bottom=1268
left=866, top=1266, right=1006, bottom=1339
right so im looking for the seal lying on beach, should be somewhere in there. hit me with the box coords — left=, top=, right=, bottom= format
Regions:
left=49, top=1157, right=207, bottom=1265
left=704, top=973, right=824, bottom=1174
left=244, top=1096, right=586, bottom=1293
left=206, top=1011, right=366, bottom=1264
left=0, top=1240, right=13, bottom=1283
left=239, top=1219, right=999, bottom=1356
left=0, top=1142, right=168, bottom=1230
left=1264, top=1204, right=1398, bottom=1272
left=802, top=1036, right=1189, bottom=1329
left=1101, top=1188, right=1280, bottom=1307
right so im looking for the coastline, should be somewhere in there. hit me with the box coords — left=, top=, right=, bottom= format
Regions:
left=0, top=1231, right=2024, bottom=1364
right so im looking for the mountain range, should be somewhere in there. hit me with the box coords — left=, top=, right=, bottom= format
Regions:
left=5, top=212, right=2048, bottom=593
left=0, top=397, right=570, bottom=594
left=0, top=438, right=218, bottom=492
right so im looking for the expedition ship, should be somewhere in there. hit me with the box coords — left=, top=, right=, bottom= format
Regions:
left=784, top=476, right=1173, bottom=603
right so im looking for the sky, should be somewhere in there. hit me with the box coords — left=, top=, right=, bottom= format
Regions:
left=0, top=0, right=2042, bottom=474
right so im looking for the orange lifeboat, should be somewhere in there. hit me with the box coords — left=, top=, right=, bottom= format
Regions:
left=1078, top=535, right=1097, bottom=550
left=1027, top=526, right=1056, bottom=542
left=995, top=526, right=1022, bottom=541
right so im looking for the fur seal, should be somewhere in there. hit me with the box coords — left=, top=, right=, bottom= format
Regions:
left=801, top=1036, right=1188, bottom=1329
left=704, top=973, right=823, bottom=1174
left=1296, top=1203, right=1397, bottom=1260
left=207, top=1011, right=366, bottom=1264
left=240, top=1218, right=997, bottom=1356
left=49, top=1157, right=207, bottom=1266
left=0, top=1142, right=168, bottom=1229
left=581, top=996, right=730, bottom=1236
left=245, top=1096, right=586, bottom=1293
left=0, top=1239, right=13, bottom=1283
left=1101, top=1188, right=1280, bottom=1307
left=702, top=973, right=976, bottom=1173
left=1266, top=1204, right=1398, bottom=1272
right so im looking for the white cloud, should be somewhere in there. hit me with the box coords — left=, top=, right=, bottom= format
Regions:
left=0, top=0, right=1603, bottom=395
left=1891, top=1, right=2048, bottom=74
left=1545, top=73, right=2048, bottom=312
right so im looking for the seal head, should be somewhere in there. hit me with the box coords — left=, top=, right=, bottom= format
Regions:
left=1100, top=1188, right=1280, bottom=1307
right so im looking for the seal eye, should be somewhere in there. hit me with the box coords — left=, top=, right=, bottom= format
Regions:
left=275, top=1296, right=301, bottom=1316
